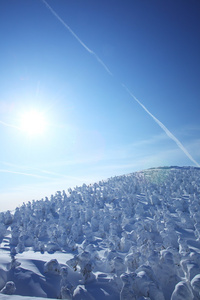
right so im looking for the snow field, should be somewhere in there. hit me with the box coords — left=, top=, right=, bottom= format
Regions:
left=0, top=167, right=200, bottom=299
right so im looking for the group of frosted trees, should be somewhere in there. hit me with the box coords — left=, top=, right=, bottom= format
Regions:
left=0, top=167, right=200, bottom=298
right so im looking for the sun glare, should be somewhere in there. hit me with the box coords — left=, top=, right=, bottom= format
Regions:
left=20, top=110, right=47, bottom=136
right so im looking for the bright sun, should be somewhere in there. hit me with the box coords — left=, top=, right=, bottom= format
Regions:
left=20, top=110, right=47, bottom=136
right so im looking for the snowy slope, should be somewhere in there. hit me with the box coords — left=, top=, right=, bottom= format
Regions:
left=0, top=166, right=200, bottom=299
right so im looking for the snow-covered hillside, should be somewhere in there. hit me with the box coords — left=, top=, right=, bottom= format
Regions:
left=0, top=166, right=200, bottom=299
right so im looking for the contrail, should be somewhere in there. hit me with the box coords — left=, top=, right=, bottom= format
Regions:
left=0, top=162, right=78, bottom=180
left=122, top=84, right=200, bottom=167
left=0, top=120, right=20, bottom=130
left=41, top=0, right=112, bottom=76
left=41, top=0, right=200, bottom=167
left=0, top=169, right=52, bottom=180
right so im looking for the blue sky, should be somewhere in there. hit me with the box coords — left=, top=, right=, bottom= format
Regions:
left=0, top=0, right=200, bottom=210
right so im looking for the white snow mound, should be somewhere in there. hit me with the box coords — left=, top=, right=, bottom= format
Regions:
left=0, top=166, right=200, bottom=299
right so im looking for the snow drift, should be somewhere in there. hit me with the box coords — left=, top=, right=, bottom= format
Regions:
left=0, top=166, right=200, bottom=299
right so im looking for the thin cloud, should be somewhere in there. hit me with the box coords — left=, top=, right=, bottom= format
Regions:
left=41, top=0, right=112, bottom=76
left=0, top=169, right=52, bottom=180
left=93, top=146, right=191, bottom=173
left=0, top=161, right=88, bottom=181
left=36, top=155, right=105, bottom=169
left=0, top=120, right=20, bottom=130
left=0, top=162, right=71, bottom=180
left=122, top=84, right=200, bottom=167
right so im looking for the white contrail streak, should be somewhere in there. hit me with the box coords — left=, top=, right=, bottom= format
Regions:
left=41, top=0, right=112, bottom=76
left=0, top=120, right=20, bottom=130
left=41, top=0, right=199, bottom=167
left=0, top=169, right=52, bottom=180
left=122, top=84, right=200, bottom=167
left=0, top=162, right=80, bottom=180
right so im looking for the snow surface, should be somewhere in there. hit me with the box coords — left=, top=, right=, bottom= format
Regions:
left=0, top=166, right=200, bottom=299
